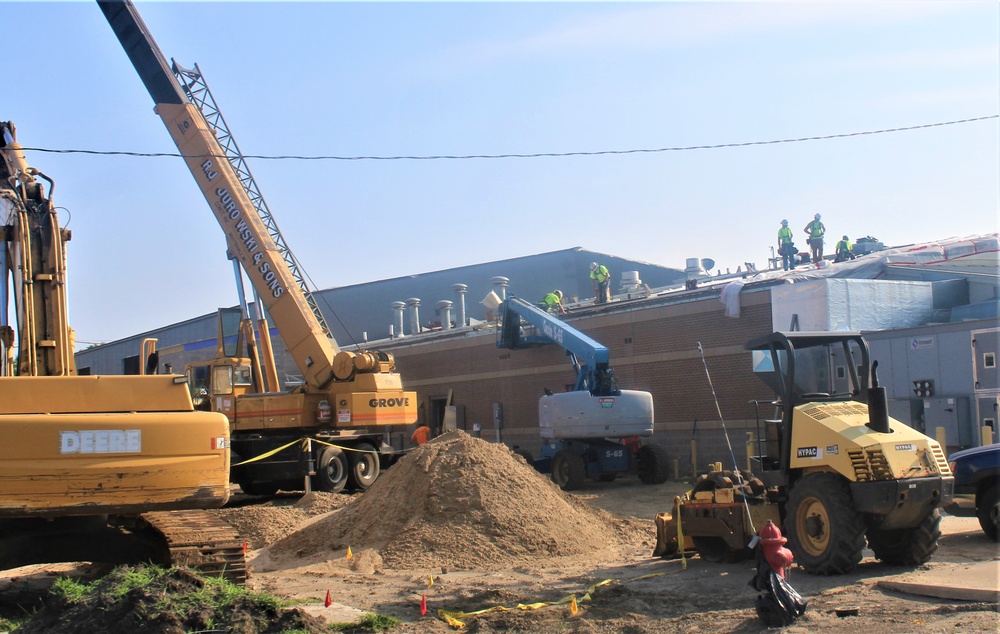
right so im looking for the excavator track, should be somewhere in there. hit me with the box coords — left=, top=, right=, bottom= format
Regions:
left=141, top=510, right=247, bottom=584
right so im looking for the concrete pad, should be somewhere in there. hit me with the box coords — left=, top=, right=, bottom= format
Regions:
left=298, top=600, right=368, bottom=624
left=877, top=561, right=1000, bottom=603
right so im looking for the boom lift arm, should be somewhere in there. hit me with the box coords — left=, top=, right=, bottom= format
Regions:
left=497, top=296, right=667, bottom=490
left=498, top=296, right=619, bottom=395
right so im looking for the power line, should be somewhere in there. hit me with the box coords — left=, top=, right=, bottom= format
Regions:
left=18, top=115, right=997, bottom=162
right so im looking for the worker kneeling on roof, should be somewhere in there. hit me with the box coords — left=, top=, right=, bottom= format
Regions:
left=539, top=290, right=567, bottom=315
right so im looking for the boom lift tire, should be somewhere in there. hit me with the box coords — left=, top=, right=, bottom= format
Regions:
left=637, top=444, right=670, bottom=485
left=977, top=484, right=999, bottom=542
left=551, top=450, right=586, bottom=491
left=348, top=443, right=381, bottom=491
left=513, top=448, right=535, bottom=468
left=315, top=446, right=349, bottom=493
left=866, top=509, right=942, bottom=565
left=785, top=472, right=866, bottom=575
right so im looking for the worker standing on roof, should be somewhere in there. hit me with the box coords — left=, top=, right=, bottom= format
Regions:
left=777, top=220, right=795, bottom=271
left=590, top=262, right=611, bottom=304
left=835, top=235, right=855, bottom=263
left=803, top=213, right=826, bottom=264
left=539, top=290, right=567, bottom=315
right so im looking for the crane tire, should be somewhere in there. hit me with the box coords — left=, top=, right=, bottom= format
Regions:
left=314, top=446, right=349, bottom=493
left=637, top=444, right=670, bottom=485
left=867, top=508, right=942, bottom=565
left=348, top=443, right=381, bottom=491
left=551, top=450, right=585, bottom=491
left=238, top=480, right=279, bottom=497
left=785, top=472, right=866, bottom=575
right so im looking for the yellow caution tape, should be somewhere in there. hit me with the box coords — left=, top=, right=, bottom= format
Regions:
left=436, top=579, right=615, bottom=628
left=435, top=568, right=692, bottom=629
left=232, top=436, right=382, bottom=467
left=230, top=438, right=303, bottom=466
left=310, top=437, right=380, bottom=454
left=675, top=495, right=687, bottom=570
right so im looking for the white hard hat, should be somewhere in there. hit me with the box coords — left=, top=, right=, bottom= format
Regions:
left=589, top=262, right=598, bottom=271
left=555, top=290, right=563, bottom=299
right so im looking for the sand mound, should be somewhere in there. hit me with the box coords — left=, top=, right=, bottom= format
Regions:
left=210, top=491, right=354, bottom=549
left=261, top=430, right=638, bottom=571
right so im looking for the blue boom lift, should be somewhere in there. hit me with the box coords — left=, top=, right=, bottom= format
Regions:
left=498, top=297, right=670, bottom=490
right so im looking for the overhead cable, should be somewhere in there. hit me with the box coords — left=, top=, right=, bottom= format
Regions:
left=19, top=115, right=997, bottom=162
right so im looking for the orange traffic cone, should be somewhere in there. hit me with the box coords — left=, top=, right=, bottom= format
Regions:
left=242, top=540, right=248, bottom=554
left=324, top=590, right=332, bottom=608
left=420, top=593, right=427, bottom=616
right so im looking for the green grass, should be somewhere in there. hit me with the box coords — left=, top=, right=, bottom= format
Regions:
left=42, top=565, right=298, bottom=630
left=23, top=566, right=402, bottom=633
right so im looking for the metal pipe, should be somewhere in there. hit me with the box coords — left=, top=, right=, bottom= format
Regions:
left=452, top=283, right=467, bottom=327
left=490, top=276, right=509, bottom=300
left=406, top=298, right=421, bottom=335
left=437, top=300, right=453, bottom=330
left=391, top=301, right=405, bottom=338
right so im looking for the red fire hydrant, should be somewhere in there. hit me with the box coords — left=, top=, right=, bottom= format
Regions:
left=759, top=520, right=794, bottom=579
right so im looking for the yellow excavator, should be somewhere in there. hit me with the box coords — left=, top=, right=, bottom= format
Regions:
left=654, top=332, right=954, bottom=575
left=98, top=0, right=417, bottom=496
left=0, top=121, right=244, bottom=581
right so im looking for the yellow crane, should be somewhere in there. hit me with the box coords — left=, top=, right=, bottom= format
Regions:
left=98, top=0, right=417, bottom=496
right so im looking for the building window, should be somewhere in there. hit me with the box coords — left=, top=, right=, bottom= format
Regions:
left=836, top=366, right=846, bottom=380
left=985, top=353, right=996, bottom=369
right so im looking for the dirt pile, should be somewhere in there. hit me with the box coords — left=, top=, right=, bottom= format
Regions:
left=210, top=491, right=354, bottom=549
left=260, top=430, right=644, bottom=571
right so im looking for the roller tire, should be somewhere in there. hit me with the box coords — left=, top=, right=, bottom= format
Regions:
left=348, top=443, right=381, bottom=491
left=314, top=446, right=349, bottom=493
left=977, top=483, right=999, bottom=542
left=551, top=450, right=586, bottom=491
left=693, top=536, right=739, bottom=563
left=867, top=509, right=942, bottom=565
left=637, top=444, right=670, bottom=485
left=785, top=472, right=866, bottom=575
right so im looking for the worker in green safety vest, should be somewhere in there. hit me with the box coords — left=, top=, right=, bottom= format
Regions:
left=539, top=290, right=567, bottom=315
left=777, top=219, right=795, bottom=271
left=803, top=213, right=826, bottom=264
left=835, top=235, right=855, bottom=262
left=590, top=262, right=611, bottom=304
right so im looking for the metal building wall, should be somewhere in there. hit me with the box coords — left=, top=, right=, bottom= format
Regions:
left=865, top=317, right=997, bottom=451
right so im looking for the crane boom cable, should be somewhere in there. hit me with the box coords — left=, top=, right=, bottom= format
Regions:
left=696, top=341, right=757, bottom=538
left=170, top=60, right=335, bottom=341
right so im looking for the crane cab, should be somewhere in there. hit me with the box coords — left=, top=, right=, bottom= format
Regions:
left=186, top=358, right=253, bottom=420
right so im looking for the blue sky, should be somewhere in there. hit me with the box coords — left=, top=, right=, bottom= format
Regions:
left=4, top=1, right=998, bottom=349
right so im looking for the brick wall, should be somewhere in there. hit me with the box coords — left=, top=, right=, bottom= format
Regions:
left=386, top=287, right=776, bottom=478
